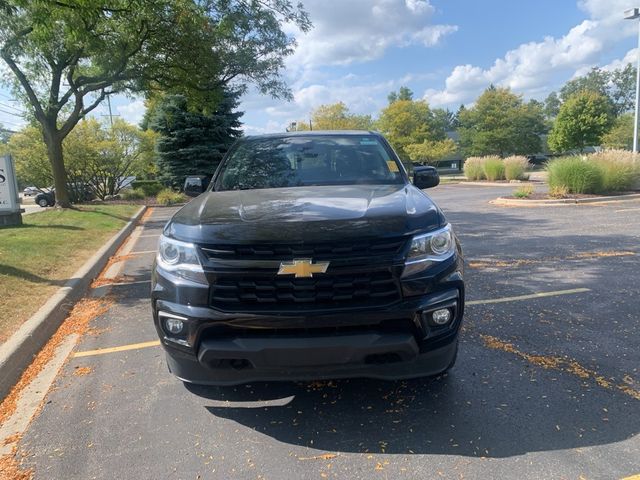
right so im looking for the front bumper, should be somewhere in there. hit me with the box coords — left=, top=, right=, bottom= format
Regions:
left=151, top=252, right=464, bottom=385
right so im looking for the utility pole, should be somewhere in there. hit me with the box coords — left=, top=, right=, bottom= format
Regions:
left=624, top=8, right=640, bottom=153
left=102, top=94, right=120, bottom=127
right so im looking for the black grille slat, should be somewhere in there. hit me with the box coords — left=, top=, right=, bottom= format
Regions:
left=210, top=270, right=400, bottom=311
left=201, top=238, right=407, bottom=261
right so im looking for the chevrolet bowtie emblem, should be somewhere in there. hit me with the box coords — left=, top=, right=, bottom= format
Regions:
left=277, top=259, right=330, bottom=278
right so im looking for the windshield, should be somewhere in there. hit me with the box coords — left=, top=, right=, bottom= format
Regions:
left=214, top=135, right=405, bottom=191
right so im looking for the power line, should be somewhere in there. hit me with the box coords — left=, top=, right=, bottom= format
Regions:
left=0, top=116, right=23, bottom=127
left=0, top=91, right=17, bottom=102
left=0, top=107, right=24, bottom=118
left=0, top=101, right=25, bottom=113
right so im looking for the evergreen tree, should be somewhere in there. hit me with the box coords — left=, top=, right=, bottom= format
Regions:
left=150, top=91, right=243, bottom=188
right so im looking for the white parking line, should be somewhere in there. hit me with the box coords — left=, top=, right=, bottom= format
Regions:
left=467, top=288, right=590, bottom=306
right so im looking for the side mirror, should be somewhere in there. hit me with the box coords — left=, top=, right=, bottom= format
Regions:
left=183, top=177, right=206, bottom=197
left=413, top=166, right=440, bottom=189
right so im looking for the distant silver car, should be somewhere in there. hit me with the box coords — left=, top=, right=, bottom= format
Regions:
left=23, top=186, right=39, bottom=196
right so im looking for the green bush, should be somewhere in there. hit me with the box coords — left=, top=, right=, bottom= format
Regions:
left=120, top=188, right=146, bottom=200
left=131, top=180, right=164, bottom=197
left=463, top=157, right=486, bottom=180
left=482, top=156, right=505, bottom=181
left=156, top=188, right=187, bottom=206
left=546, top=156, right=603, bottom=194
left=504, top=156, right=530, bottom=181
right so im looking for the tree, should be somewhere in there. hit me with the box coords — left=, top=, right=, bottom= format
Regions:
left=610, top=64, right=637, bottom=115
left=387, top=86, right=414, bottom=104
left=430, top=108, right=455, bottom=137
left=65, top=118, right=154, bottom=199
left=10, top=119, right=153, bottom=198
left=150, top=92, right=243, bottom=188
left=544, top=92, right=561, bottom=120
left=0, top=0, right=310, bottom=207
left=297, top=102, right=373, bottom=131
left=404, top=138, right=457, bottom=165
left=458, top=86, right=545, bottom=157
left=0, top=124, right=11, bottom=144
left=601, top=113, right=634, bottom=150
left=560, top=65, right=636, bottom=116
left=9, top=126, right=50, bottom=188
left=548, top=91, right=614, bottom=152
left=376, top=99, right=437, bottom=162
left=560, top=67, right=610, bottom=102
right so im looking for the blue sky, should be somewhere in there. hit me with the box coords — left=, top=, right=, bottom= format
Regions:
left=1, top=0, right=639, bottom=134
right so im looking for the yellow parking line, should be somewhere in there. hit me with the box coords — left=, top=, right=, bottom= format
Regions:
left=467, top=288, right=590, bottom=306
left=73, top=340, right=160, bottom=358
left=72, top=288, right=591, bottom=359
left=620, top=474, right=640, bottom=480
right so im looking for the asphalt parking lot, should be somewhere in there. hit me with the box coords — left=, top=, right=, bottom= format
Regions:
left=9, top=184, right=640, bottom=479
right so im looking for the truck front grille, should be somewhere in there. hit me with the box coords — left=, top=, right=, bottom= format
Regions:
left=210, top=269, right=400, bottom=311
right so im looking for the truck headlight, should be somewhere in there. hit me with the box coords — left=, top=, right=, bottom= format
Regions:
left=157, top=235, right=206, bottom=284
left=404, top=224, right=455, bottom=276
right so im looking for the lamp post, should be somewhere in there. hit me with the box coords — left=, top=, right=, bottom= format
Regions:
left=624, top=8, right=640, bottom=153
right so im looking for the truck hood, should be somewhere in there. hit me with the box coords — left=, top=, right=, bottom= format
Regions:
left=166, top=184, right=444, bottom=244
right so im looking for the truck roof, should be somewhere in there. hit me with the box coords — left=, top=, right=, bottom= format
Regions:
left=243, top=130, right=381, bottom=140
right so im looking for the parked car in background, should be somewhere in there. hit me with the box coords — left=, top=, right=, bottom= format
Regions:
left=23, top=186, right=39, bottom=196
left=35, top=189, right=55, bottom=207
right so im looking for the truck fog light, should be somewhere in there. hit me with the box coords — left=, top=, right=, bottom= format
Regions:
left=432, top=308, right=452, bottom=325
left=165, top=318, right=184, bottom=334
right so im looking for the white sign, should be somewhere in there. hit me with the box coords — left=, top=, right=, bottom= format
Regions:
left=0, top=155, right=19, bottom=212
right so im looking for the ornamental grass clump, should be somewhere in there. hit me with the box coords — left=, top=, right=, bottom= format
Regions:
left=463, top=157, right=486, bottom=180
left=513, top=184, right=534, bottom=198
left=482, top=156, right=505, bottom=181
left=546, top=156, right=603, bottom=194
left=503, top=156, right=531, bottom=181
left=589, top=150, right=640, bottom=192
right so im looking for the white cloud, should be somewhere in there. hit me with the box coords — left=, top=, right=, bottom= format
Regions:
left=116, top=99, right=145, bottom=125
left=424, top=0, right=638, bottom=107
left=240, top=72, right=434, bottom=133
left=286, top=0, right=457, bottom=69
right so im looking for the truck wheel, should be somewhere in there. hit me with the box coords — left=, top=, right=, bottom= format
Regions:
left=38, top=198, right=49, bottom=207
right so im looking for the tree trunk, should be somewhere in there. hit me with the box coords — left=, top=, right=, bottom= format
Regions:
left=43, top=130, right=71, bottom=208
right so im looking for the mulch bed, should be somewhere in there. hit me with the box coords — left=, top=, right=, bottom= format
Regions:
left=509, top=191, right=640, bottom=200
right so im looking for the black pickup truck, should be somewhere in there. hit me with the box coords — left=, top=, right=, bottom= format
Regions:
left=151, top=131, right=464, bottom=385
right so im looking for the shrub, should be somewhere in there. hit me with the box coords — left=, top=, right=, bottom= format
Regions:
left=504, top=156, right=531, bottom=181
left=156, top=188, right=187, bottom=206
left=546, top=156, right=603, bottom=194
left=590, top=150, right=640, bottom=192
left=121, top=188, right=146, bottom=200
left=513, top=184, right=534, bottom=198
left=131, top=180, right=164, bottom=197
left=463, top=157, right=486, bottom=180
left=549, top=185, right=569, bottom=198
left=482, top=156, right=505, bottom=181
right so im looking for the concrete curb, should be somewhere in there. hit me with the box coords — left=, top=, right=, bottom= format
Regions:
left=0, top=205, right=147, bottom=401
left=463, top=181, right=544, bottom=187
left=491, top=193, right=640, bottom=207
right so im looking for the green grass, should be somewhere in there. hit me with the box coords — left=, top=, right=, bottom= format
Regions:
left=547, top=156, right=603, bottom=194
left=0, top=205, right=140, bottom=343
left=482, top=156, right=505, bottom=181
